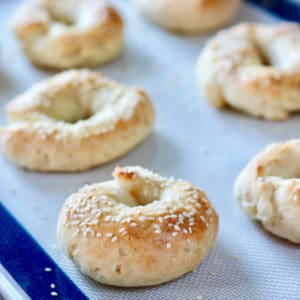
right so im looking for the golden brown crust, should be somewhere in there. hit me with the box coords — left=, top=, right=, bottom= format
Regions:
left=10, top=0, right=124, bottom=69
left=196, top=23, right=300, bottom=120
left=57, top=166, right=219, bottom=286
left=0, top=70, right=155, bottom=172
left=132, top=0, right=240, bottom=34
left=234, top=140, right=300, bottom=243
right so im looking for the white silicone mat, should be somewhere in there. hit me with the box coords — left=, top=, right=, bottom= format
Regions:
left=0, top=1, right=299, bottom=299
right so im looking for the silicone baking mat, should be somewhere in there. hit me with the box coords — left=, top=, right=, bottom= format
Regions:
left=0, top=1, right=299, bottom=299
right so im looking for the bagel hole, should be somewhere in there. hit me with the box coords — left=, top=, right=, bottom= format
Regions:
left=37, top=87, right=93, bottom=123
left=47, top=8, right=75, bottom=26
left=42, top=96, right=92, bottom=123
left=259, top=51, right=272, bottom=66
left=48, top=110, right=92, bottom=123
left=66, top=113, right=92, bottom=123
left=125, top=184, right=162, bottom=207
left=254, top=42, right=272, bottom=66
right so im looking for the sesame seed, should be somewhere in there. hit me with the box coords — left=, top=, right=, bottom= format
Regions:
left=154, top=229, right=162, bottom=234
left=104, top=215, right=112, bottom=221
left=106, top=233, right=113, bottom=237
left=71, top=220, right=80, bottom=225
left=119, top=228, right=126, bottom=233
left=121, top=230, right=128, bottom=235
left=183, top=229, right=188, bottom=234
left=188, top=227, right=192, bottom=234
left=51, top=291, right=58, bottom=297
left=111, top=236, right=118, bottom=243
left=153, top=224, right=160, bottom=229
left=168, top=223, right=173, bottom=227
left=96, top=233, right=102, bottom=238
left=172, top=232, right=178, bottom=237
left=158, top=217, right=163, bottom=223
left=72, top=229, right=79, bottom=237
left=170, top=215, right=177, bottom=219
left=206, top=209, right=212, bottom=215
left=44, top=267, right=52, bottom=272
left=50, top=284, right=55, bottom=289
left=174, top=225, right=180, bottom=231
left=166, top=242, right=172, bottom=249
left=200, top=216, right=206, bottom=222
left=130, top=222, right=137, bottom=227
left=138, top=216, right=145, bottom=221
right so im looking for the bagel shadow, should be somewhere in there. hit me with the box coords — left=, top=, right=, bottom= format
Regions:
left=252, top=221, right=299, bottom=250
left=0, top=70, right=18, bottom=100
left=112, top=131, right=181, bottom=171
left=98, top=43, right=160, bottom=85
left=205, top=103, right=300, bottom=143
left=5, top=131, right=181, bottom=195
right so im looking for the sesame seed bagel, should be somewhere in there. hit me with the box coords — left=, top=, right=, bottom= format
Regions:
left=234, top=140, right=300, bottom=243
left=196, top=23, right=300, bottom=120
left=0, top=70, right=154, bottom=172
left=10, top=0, right=124, bottom=69
left=57, top=166, right=219, bottom=287
left=132, top=0, right=240, bottom=34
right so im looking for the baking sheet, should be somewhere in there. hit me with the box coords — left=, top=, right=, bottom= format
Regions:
left=0, top=1, right=299, bottom=299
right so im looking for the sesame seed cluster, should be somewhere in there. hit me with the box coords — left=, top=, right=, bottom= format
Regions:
left=7, top=71, right=141, bottom=142
left=62, top=166, right=216, bottom=250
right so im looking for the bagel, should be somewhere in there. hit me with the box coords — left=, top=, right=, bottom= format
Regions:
left=0, top=70, right=154, bottom=172
left=196, top=23, right=300, bottom=120
left=10, top=0, right=124, bottom=69
left=131, top=0, right=240, bottom=34
left=57, top=166, right=219, bottom=287
left=234, top=140, right=300, bottom=243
